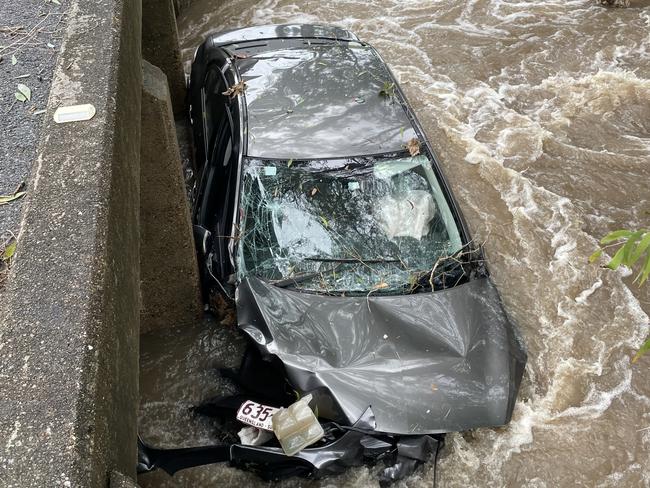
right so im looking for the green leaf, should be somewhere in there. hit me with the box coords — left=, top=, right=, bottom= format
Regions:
left=636, top=252, right=650, bottom=286
left=51, top=0, right=61, bottom=4
left=606, top=246, right=626, bottom=270
left=15, top=92, right=27, bottom=102
left=2, top=240, right=16, bottom=261
left=320, top=216, right=329, bottom=228
left=600, top=229, right=633, bottom=245
left=0, top=191, right=26, bottom=205
left=632, top=337, right=650, bottom=363
left=629, top=231, right=650, bottom=265
left=11, top=55, right=17, bottom=65
left=621, top=230, right=646, bottom=266
left=287, top=158, right=293, bottom=168
left=17, top=83, right=31, bottom=101
left=588, top=249, right=603, bottom=263
left=379, top=81, right=396, bottom=98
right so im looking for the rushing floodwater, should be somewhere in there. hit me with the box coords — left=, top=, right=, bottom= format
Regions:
left=139, top=1, right=650, bottom=486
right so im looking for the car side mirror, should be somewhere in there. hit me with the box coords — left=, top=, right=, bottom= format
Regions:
left=193, top=225, right=212, bottom=257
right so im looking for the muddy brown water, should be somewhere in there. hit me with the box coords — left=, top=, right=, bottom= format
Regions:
left=139, top=1, right=650, bottom=486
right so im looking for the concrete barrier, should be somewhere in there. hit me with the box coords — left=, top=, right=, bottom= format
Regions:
left=140, top=60, right=202, bottom=334
left=143, top=0, right=187, bottom=115
left=0, top=0, right=142, bottom=485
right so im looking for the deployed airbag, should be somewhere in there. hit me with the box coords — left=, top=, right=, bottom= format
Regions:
left=378, top=190, right=436, bottom=240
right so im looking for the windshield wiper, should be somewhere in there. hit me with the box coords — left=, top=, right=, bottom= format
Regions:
left=305, top=257, right=400, bottom=264
left=271, top=263, right=342, bottom=288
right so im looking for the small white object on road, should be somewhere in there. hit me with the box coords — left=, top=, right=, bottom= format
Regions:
left=53, top=104, right=96, bottom=124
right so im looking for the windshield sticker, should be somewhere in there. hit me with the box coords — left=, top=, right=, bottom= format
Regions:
left=347, top=181, right=360, bottom=191
left=263, top=166, right=277, bottom=176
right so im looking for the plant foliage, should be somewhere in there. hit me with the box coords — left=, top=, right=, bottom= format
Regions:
left=590, top=228, right=650, bottom=362
left=590, top=229, right=650, bottom=285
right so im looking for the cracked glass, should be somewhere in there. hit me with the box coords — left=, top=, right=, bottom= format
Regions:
left=236, top=154, right=463, bottom=293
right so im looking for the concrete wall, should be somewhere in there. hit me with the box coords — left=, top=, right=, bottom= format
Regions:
left=0, top=0, right=142, bottom=485
left=173, top=0, right=195, bottom=15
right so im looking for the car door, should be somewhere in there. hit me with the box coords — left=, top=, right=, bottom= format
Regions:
left=189, top=45, right=231, bottom=181
left=194, top=62, right=242, bottom=286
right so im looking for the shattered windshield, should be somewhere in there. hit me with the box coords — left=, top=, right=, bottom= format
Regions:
left=236, top=153, right=463, bottom=293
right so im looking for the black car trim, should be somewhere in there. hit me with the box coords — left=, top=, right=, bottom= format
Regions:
left=227, top=55, right=247, bottom=271
left=216, top=36, right=357, bottom=49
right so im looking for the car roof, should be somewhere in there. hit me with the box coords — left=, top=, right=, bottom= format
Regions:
left=226, top=38, right=417, bottom=160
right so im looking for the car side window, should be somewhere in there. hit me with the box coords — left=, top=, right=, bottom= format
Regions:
left=201, top=67, right=228, bottom=164
left=195, top=59, right=241, bottom=277
left=195, top=62, right=236, bottom=218
left=198, top=122, right=232, bottom=223
left=200, top=124, right=236, bottom=277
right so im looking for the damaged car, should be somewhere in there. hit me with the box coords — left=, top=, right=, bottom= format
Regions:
left=138, top=24, right=527, bottom=484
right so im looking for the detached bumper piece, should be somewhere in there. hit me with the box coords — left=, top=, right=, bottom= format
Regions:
left=137, top=408, right=442, bottom=484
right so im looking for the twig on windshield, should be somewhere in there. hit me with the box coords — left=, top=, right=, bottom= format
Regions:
left=427, top=238, right=484, bottom=291
left=428, top=256, right=445, bottom=290
left=318, top=272, right=332, bottom=294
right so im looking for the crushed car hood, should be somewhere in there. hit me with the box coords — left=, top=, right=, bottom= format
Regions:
left=236, top=276, right=526, bottom=435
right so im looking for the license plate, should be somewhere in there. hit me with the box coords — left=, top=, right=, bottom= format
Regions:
left=236, top=400, right=280, bottom=431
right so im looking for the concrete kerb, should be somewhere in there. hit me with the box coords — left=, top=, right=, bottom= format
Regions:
left=0, top=0, right=142, bottom=486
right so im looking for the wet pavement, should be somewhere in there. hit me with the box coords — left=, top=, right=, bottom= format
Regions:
left=0, top=0, right=69, bottom=285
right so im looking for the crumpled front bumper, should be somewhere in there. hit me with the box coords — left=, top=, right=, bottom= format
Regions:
left=138, top=408, right=442, bottom=484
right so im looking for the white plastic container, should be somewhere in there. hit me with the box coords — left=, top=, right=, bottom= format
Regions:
left=271, top=394, right=324, bottom=456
